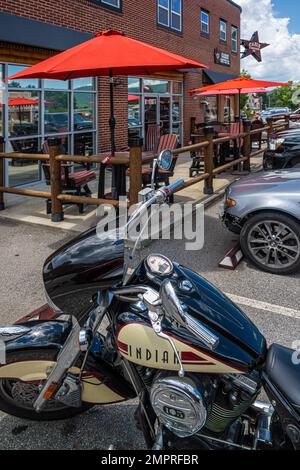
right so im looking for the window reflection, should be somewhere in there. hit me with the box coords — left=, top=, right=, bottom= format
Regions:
left=73, top=77, right=93, bottom=91
left=128, top=78, right=141, bottom=94
left=202, top=96, right=218, bottom=123
left=172, top=97, right=181, bottom=123
left=8, top=65, right=39, bottom=89
left=8, top=91, right=39, bottom=137
left=128, top=95, right=142, bottom=140
left=44, top=91, right=69, bottom=134
left=74, top=92, right=94, bottom=130
left=44, top=79, right=69, bottom=90
left=0, top=90, right=3, bottom=137
left=74, top=132, right=94, bottom=156
left=144, top=79, right=169, bottom=93
left=8, top=138, right=40, bottom=187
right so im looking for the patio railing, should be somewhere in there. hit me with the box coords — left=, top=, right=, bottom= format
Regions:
left=0, top=116, right=289, bottom=221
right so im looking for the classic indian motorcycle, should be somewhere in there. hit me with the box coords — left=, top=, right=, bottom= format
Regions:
left=0, top=151, right=300, bottom=450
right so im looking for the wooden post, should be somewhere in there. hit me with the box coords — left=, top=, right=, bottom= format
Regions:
left=203, top=127, right=214, bottom=195
left=129, top=143, right=142, bottom=206
left=242, top=120, right=251, bottom=172
left=0, top=137, right=4, bottom=210
left=48, top=138, right=63, bottom=222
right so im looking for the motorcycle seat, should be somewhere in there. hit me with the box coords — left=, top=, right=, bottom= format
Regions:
left=266, top=343, right=300, bottom=409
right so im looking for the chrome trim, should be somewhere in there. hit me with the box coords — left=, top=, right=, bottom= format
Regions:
left=0, top=325, right=31, bottom=342
left=185, top=313, right=219, bottom=350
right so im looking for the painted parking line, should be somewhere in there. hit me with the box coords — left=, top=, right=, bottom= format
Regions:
left=227, top=293, right=300, bottom=320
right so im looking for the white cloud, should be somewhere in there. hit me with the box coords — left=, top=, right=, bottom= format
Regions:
left=235, top=0, right=300, bottom=81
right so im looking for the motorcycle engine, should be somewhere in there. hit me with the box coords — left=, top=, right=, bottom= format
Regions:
left=149, top=371, right=261, bottom=438
left=150, top=373, right=212, bottom=438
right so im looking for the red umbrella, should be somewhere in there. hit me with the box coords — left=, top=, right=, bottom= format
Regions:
left=192, top=88, right=269, bottom=96
left=7, top=29, right=207, bottom=155
left=191, top=77, right=291, bottom=94
left=191, top=77, right=291, bottom=138
left=128, top=95, right=140, bottom=102
left=8, top=97, right=38, bottom=106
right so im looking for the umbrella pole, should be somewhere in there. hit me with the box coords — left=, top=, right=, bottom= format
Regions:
left=109, top=68, right=116, bottom=155
left=238, top=88, right=241, bottom=159
left=109, top=68, right=118, bottom=199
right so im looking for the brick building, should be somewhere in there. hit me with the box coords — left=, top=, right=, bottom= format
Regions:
left=0, top=0, right=241, bottom=187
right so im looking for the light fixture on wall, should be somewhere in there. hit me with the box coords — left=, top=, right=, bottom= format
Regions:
left=113, top=77, right=126, bottom=88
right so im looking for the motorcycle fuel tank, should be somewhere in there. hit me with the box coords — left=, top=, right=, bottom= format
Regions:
left=115, top=262, right=267, bottom=373
left=43, top=227, right=124, bottom=320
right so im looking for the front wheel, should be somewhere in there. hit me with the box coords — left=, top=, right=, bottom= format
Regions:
left=0, top=349, right=91, bottom=421
left=240, top=211, right=300, bottom=275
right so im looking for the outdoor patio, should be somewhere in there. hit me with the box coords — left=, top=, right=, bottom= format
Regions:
left=0, top=150, right=265, bottom=232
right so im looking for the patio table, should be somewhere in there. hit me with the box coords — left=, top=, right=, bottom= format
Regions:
left=97, top=151, right=153, bottom=199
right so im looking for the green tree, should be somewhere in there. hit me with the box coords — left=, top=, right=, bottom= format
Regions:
left=266, top=81, right=300, bottom=111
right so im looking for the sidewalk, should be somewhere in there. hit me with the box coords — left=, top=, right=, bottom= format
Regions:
left=0, top=151, right=264, bottom=233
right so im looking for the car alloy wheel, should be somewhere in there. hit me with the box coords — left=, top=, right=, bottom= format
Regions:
left=247, top=220, right=300, bottom=270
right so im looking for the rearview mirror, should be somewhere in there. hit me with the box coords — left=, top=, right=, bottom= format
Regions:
left=157, top=149, right=173, bottom=171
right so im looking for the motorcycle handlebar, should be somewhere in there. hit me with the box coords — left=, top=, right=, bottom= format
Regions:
left=127, top=178, right=185, bottom=228
left=163, top=178, right=185, bottom=195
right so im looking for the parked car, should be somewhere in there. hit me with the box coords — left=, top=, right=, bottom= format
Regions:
left=263, top=129, right=300, bottom=169
left=259, top=108, right=290, bottom=125
left=44, top=112, right=92, bottom=133
left=220, top=170, right=300, bottom=274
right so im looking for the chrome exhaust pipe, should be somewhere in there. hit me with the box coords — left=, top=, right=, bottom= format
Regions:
left=0, top=325, right=31, bottom=342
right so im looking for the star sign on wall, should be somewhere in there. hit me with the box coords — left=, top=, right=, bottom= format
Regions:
left=241, top=31, right=269, bottom=63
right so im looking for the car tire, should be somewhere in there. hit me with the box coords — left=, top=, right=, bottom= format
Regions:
left=0, top=349, right=92, bottom=421
left=240, top=211, right=300, bottom=275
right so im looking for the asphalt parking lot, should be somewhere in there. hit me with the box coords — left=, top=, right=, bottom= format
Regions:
left=0, top=200, right=300, bottom=450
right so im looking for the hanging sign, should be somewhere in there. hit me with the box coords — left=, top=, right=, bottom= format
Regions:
left=241, top=31, right=269, bottom=62
left=214, top=48, right=231, bottom=67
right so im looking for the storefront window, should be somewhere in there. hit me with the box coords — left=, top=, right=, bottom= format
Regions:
left=0, top=64, right=4, bottom=137
left=172, top=97, right=181, bottom=123
left=44, top=91, right=69, bottom=134
left=8, top=91, right=40, bottom=137
left=74, top=92, right=94, bottom=130
left=7, top=64, right=39, bottom=89
left=44, top=79, right=69, bottom=90
left=144, top=79, right=169, bottom=94
left=74, top=132, right=94, bottom=156
left=73, top=77, right=94, bottom=91
left=8, top=137, right=40, bottom=186
left=128, top=78, right=141, bottom=94
left=128, top=95, right=142, bottom=140
left=1, top=63, right=97, bottom=186
left=128, top=77, right=183, bottom=146
left=202, top=96, right=218, bottom=123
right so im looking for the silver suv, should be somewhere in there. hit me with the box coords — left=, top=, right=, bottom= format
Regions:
left=220, top=170, right=300, bottom=274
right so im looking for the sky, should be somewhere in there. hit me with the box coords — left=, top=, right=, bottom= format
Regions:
left=235, top=0, right=300, bottom=81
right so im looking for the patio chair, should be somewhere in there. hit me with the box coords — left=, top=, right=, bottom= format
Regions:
left=145, top=124, right=161, bottom=152
left=218, top=121, right=244, bottom=161
left=42, top=141, right=96, bottom=214
left=127, top=133, right=179, bottom=187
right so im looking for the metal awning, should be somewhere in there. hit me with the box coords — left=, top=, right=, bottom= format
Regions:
left=203, top=69, right=239, bottom=85
left=0, top=12, right=92, bottom=51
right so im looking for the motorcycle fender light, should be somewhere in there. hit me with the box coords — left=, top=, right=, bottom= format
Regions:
left=43, top=383, right=58, bottom=400
left=225, top=198, right=236, bottom=208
